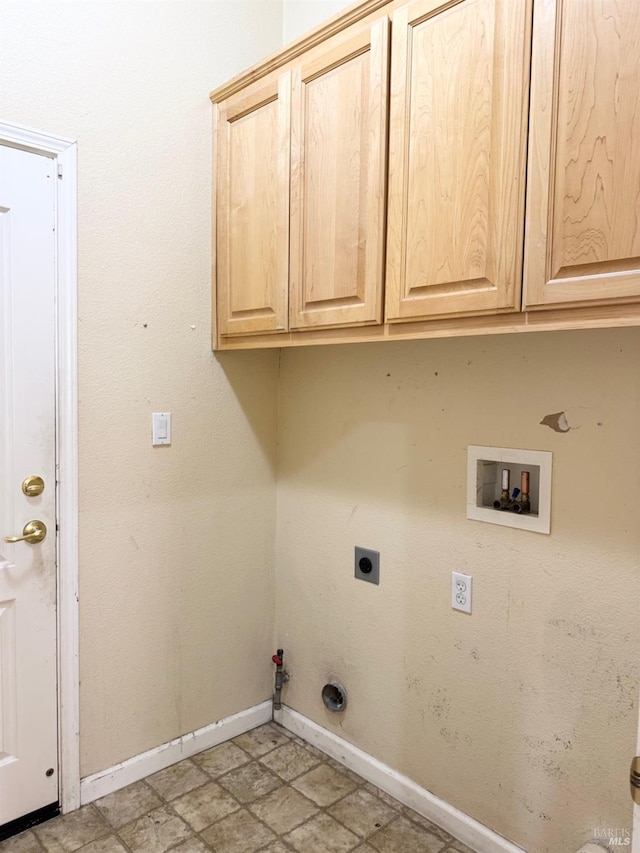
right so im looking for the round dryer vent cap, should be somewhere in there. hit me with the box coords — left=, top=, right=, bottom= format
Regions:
left=322, top=682, right=347, bottom=712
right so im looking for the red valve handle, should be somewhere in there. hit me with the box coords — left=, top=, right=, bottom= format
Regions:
left=272, top=655, right=283, bottom=665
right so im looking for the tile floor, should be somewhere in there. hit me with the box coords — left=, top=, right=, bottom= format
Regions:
left=1, top=723, right=474, bottom=853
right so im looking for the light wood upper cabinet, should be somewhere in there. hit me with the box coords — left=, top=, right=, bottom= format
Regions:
left=524, top=0, right=640, bottom=309
left=215, top=74, right=291, bottom=336
left=211, top=0, right=640, bottom=349
left=385, top=0, right=532, bottom=322
left=289, top=19, right=389, bottom=330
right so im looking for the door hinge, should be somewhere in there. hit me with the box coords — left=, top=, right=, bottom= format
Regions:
left=630, top=756, right=640, bottom=804
left=57, top=164, right=63, bottom=179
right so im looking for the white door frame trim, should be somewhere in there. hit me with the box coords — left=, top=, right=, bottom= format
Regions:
left=0, top=121, right=80, bottom=815
left=635, top=709, right=640, bottom=853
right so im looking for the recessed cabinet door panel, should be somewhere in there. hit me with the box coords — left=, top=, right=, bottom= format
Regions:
left=524, top=0, right=640, bottom=308
left=289, top=19, right=389, bottom=330
left=385, top=0, right=531, bottom=321
left=216, top=75, right=290, bottom=336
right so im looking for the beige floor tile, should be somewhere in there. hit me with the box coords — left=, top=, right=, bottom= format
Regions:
left=326, top=759, right=367, bottom=786
left=34, top=806, right=109, bottom=853
left=291, top=764, right=358, bottom=807
left=259, top=742, right=320, bottom=782
left=218, top=761, right=282, bottom=803
left=401, top=807, right=452, bottom=842
left=284, top=731, right=301, bottom=742
left=164, top=840, right=210, bottom=853
left=118, top=806, right=191, bottom=853
left=248, top=787, right=317, bottom=835
left=146, top=760, right=209, bottom=801
left=232, top=725, right=290, bottom=758
left=95, top=782, right=162, bottom=830
left=192, top=742, right=249, bottom=779
left=0, top=831, right=43, bottom=853
left=200, top=809, right=275, bottom=853
left=295, top=741, right=325, bottom=761
left=362, top=784, right=401, bottom=809
left=171, top=781, right=239, bottom=831
left=284, top=812, right=359, bottom=853
left=267, top=722, right=292, bottom=738
left=75, top=838, right=127, bottom=853
left=328, top=788, right=397, bottom=838
left=368, top=816, right=447, bottom=853
left=446, top=843, right=475, bottom=853
left=6, top=729, right=472, bottom=853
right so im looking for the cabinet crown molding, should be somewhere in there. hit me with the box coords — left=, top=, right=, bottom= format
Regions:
left=209, top=0, right=390, bottom=103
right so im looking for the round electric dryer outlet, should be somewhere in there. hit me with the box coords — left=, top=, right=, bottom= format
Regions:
left=354, top=546, right=379, bottom=585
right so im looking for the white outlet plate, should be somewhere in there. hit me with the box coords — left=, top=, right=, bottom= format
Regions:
left=452, top=572, right=472, bottom=614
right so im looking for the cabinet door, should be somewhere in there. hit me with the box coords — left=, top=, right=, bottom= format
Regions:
left=216, top=74, right=290, bottom=336
left=385, top=0, right=531, bottom=322
left=289, top=19, right=389, bottom=330
left=524, top=0, right=640, bottom=309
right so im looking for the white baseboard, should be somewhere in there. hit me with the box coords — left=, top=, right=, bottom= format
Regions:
left=275, top=706, right=526, bottom=853
left=80, top=700, right=272, bottom=805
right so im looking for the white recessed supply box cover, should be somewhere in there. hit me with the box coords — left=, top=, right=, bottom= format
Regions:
left=467, top=445, right=552, bottom=534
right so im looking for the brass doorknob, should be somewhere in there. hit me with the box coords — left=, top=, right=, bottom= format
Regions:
left=22, top=475, right=45, bottom=497
left=4, top=520, right=47, bottom=544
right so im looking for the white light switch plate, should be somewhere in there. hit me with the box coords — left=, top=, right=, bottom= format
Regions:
left=152, top=412, right=171, bottom=445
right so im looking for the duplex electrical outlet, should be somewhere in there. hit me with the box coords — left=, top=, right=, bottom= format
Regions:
left=354, top=546, right=379, bottom=585
left=452, top=572, right=472, bottom=614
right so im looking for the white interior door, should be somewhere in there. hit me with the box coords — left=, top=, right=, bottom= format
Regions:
left=0, top=144, right=58, bottom=827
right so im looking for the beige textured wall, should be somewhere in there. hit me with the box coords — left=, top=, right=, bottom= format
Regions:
left=275, top=328, right=640, bottom=853
left=1, top=0, right=282, bottom=776
left=282, top=0, right=354, bottom=41
left=278, top=5, right=640, bottom=850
